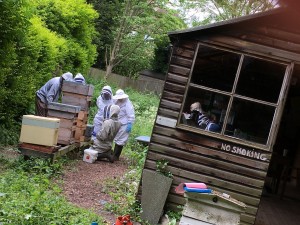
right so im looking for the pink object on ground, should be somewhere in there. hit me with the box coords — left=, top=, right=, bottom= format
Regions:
left=175, top=183, right=207, bottom=194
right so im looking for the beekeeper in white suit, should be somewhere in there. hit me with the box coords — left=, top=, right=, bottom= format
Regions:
left=74, top=73, right=86, bottom=84
left=112, top=89, right=135, bottom=160
left=35, top=72, right=73, bottom=117
left=92, top=85, right=114, bottom=140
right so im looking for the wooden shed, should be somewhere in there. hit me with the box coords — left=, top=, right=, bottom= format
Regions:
left=141, top=3, right=300, bottom=225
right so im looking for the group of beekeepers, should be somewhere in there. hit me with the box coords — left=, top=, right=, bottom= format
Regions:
left=35, top=72, right=135, bottom=163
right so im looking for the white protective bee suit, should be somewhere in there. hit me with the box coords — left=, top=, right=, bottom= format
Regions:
left=92, top=86, right=113, bottom=139
left=112, top=89, right=135, bottom=160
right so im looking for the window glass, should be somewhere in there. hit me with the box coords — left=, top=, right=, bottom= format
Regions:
left=179, top=44, right=289, bottom=147
left=181, top=87, right=229, bottom=133
left=236, top=56, right=286, bottom=103
left=191, top=45, right=240, bottom=92
left=225, top=98, right=275, bottom=144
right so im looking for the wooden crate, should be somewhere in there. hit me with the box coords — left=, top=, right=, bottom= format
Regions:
left=47, top=103, right=80, bottom=145
left=62, top=80, right=94, bottom=96
left=61, top=93, right=91, bottom=111
left=59, top=118, right=77, bottom=128
left=74, top=126, right=86, bottom=143
left=58, top=127, right=75, bottom=145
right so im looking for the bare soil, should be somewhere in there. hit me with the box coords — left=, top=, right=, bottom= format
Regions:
left=60, top=158, right=129, bottom=225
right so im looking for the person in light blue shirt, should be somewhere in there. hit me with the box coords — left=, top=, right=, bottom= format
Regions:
left=35, top=72, right=73, bottom=116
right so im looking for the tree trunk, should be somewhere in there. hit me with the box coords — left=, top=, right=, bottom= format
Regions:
left=105, top=64, right=113, bottom=80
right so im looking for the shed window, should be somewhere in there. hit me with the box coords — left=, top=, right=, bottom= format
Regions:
left=179, top=44, right=289, bottom=148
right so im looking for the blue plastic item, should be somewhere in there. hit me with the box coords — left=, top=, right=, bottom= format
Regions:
left=91, top=222, right=98, bottom=225
left=184, top=187, right=212, bottom=193
left=126, top=123, right=132, bottom=132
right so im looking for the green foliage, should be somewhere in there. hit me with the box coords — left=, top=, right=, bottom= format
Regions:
left=156, top=159, right=173, bottom=178
left=88, top=0, right=188, bottom=78
left=11, top=157, right=68, bottom=178
left=87, top=0, right=124, bottom=69
left=0, top=170, right=103, bottom=224
left=150, top=8, right=187, bottom=73
left=0, top=0, right=99, bottom=145
left=33, top=0, right=99, bottom=73
left=166, top=207, right=184, bottom=222
left=0, top=124, right=20, bottom=146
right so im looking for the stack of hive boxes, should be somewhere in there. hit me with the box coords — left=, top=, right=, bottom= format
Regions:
left=48, top=102, right=81, bottom=145
left=61, top=81, right=94, bottom=143
left=19, top=115, right=60, bottom=153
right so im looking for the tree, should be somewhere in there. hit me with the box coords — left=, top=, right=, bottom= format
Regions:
left=171, top=0, right=280, bottom=26
left=87, top=0, right=124, bottom=69
left=101, top=0, right=186, bottom=79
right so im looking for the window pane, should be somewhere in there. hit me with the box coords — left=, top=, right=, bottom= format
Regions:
left=191, top=45, right=241, bottom=92
left=236, top=57, right=286, bottom=103
left=181, top=87, right=229, bottom=133
left=225, top=98, right=275, bottom=144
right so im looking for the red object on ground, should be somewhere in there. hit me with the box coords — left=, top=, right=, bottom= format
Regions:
left=115, top=215, right=133, bottom=225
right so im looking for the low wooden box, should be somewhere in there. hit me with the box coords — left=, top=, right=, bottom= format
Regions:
left=20, top=115, right=60, bottom=146
left=61, top=93, right=91, bottom=111
left=47, top=103, right=81, bottom=145
left=62, top=81, right=94, bottom=96
left=48, top=102, right=81, bottom=113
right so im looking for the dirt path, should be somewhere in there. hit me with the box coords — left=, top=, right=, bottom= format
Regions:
left=60, top=158, right=129, bottom=224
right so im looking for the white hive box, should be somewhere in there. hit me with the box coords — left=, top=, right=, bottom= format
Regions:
left=20, top=115, right=60, bottom=146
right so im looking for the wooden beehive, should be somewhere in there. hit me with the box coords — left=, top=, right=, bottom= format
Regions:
left=61, top=81, right=94, bottom=143
left=20, top=115, right=60, bottom=146
left=48, top=102, right=81, bottom=145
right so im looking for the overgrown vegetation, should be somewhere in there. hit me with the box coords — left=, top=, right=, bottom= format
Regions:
left=0, top=0, right=98, bottom=145
left=0, top=157, right=104, bottom=224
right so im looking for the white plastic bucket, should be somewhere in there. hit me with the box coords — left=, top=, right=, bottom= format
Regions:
left=83, top=149, right=98, bottom=163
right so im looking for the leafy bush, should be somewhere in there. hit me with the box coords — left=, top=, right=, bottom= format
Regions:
left=0, top=0, right=99, bottom=145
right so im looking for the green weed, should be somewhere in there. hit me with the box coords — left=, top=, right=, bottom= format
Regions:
left=0, top=170, right=104, bottom=225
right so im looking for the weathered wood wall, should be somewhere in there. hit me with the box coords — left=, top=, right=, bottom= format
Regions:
left=143, top=11, right=300, bottom=225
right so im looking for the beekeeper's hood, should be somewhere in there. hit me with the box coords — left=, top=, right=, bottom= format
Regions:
left=113, top=89, right=128, bottom=100
left=74, top=73, right=86, bottom=84
left=110, top=104, right=120, bottom=118
left=104, top=104, right=120, bottom=120
left=101, top=85, right=112, bottom=100
left=61, top=72, right=73, bottom=81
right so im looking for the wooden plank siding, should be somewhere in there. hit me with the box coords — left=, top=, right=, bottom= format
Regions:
left=142, top=13, right=300, bottom=224
left=141, top=37, right=276, bottom=225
